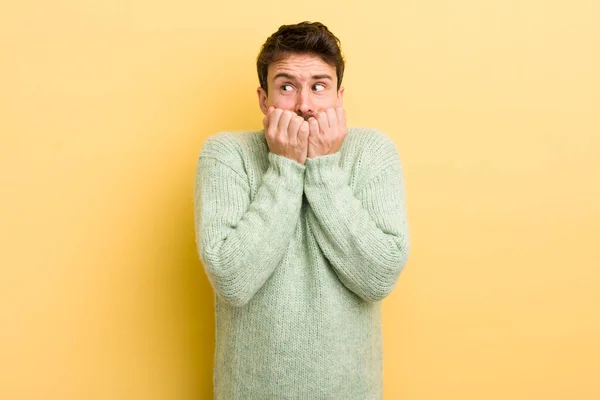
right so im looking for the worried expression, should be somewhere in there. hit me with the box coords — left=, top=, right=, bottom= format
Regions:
left=257, top=53, right=344, bottom=121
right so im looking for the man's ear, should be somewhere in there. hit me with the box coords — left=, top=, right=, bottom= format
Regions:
left=336, top=86, right=344, bottom=107
left=257, top=87, right=269, bottom=115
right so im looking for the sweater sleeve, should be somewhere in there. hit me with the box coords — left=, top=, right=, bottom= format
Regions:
left=303, top=135, right=410, bottom=302
left=194, top=139, right=305, bottom=307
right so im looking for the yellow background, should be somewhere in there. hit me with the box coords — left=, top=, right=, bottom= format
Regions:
left=1, top=0, right=599, bottom=399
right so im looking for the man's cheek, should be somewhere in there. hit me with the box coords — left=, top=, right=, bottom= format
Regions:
left=270, top=97, right=294, bottom=111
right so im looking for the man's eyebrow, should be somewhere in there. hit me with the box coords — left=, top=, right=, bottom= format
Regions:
left=273, top=73, right=297, bottom=81
left=272, top=73, right=333, bottom=81
left=311, top=74, right=333, bottom=81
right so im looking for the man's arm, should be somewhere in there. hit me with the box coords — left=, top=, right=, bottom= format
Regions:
left=303, top=134, right=410, bottom=302
left=194, top=136, right=305, bottom=307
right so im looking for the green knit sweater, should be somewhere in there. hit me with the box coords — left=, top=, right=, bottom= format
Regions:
left=194, top=127, right=410, bottom=399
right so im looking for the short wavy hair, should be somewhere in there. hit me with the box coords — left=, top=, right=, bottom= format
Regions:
left=256, top=21, right=345, bottom=92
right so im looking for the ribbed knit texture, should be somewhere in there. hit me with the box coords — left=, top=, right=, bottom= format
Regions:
left=194, top=127, right=410, bottom=399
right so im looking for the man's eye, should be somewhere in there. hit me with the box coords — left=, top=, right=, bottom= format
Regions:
left=281, top=84, right=293, bottom=91
left=313, top=83, right=325, bottom=92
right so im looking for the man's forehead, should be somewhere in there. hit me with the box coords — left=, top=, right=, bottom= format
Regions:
left=268, top=54, right=335, bottom=80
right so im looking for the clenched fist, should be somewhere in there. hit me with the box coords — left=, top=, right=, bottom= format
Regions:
left=263, top=106, right=310, bottom=165
left=307, top=106, right=347, bottom=159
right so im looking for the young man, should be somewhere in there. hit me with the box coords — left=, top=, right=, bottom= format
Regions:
left=194, top=21, right=410, bottom=399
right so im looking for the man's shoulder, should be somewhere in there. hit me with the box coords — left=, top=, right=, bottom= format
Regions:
left=198, top=130, right=264, bottom=161
left=345, top=127, right=404, bottom=180
left=346, top=127, right=400, bottom=157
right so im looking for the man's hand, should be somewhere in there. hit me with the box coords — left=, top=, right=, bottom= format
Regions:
left=263, top=106, right=310, bottom=165
left=307, top=106, right=347, bottom=159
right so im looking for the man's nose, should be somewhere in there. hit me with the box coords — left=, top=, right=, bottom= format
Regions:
left=295, top=89, right=313, bottom=116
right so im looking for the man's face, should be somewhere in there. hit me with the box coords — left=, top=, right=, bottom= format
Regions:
left=257, top=53, right=344, bottom=121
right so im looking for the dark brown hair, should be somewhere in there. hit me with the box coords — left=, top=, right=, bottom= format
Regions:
left=256, top=21, right=345, bottom=92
